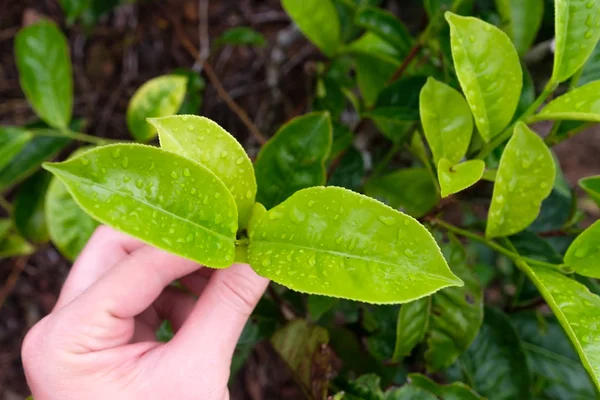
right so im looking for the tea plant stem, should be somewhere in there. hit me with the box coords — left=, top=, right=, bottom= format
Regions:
left=476, top=81, right=558, bottom=159
left=0, top=195, right=12, bottom=213
left=431, top=218, right=562, bottom=270
left=544, top=122, right=594, bottom=147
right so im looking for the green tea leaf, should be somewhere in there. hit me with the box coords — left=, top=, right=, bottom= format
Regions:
left=282, top=0, right=341, bottom=56
left=46, top=176, right=99, bottom=261
left=0, top=234, right=35, bottom=258
left=552, top=0, right=600, bottom=83
left=354, top=7, right=412, bottom=54
left=329, top=122, right=354, bottom=161
left=579, top=42, right=600, bottom=86
left=308, top=295, right=340, bottom=322
left=511, top=311, right=598, bottom=399
left=445, top=12, right=522, bottom=141
left=328, top=146, right=365, bottom=191
left=392, top=297, right=431, bottom=361
left=255, top=112, right=332, bottom=209
left=364, top=168, right=439, bottom=218
left=43, top=144, right=237, bottom=267
left=419, top=78, right=473, bottom=164
left=365, top=304, right=400, bottom=360
left=580, top=175, right=600, bottom=208
left=437, top=159, right=485, bottom=198
left=271, top=320, right=330, bottom=398
left=355, top=53, right=399, bottom=108
left=0, top=219, right=11, bottom=242
left=565, top=220, right=600, bottom=278
left=215, top=27, right=267, bottom=47
left=0, top=133, right=70, bottom=191
left=150, top=115, right=257, bottom=227
left=0, top=127, right=31, bottom=171
left=126, top=75, right=187, bottom=142
left=425, top=239, right=483, bottom=371
left=537, top=81, right=600, bottom=122
left=447, top=307, right=531, bottom=399
left=248, top=186, right=462, bottom=304
left=15, top=20, right=72, bottom=129
left=486, top=123, right=555, bottom=238
left=495, top=0, right=544, bottom=55
left=13, top=171, right=52, bottom=243
left=525, top=264, right=600, bottom=390
left=408, top=374, right=484, bottom=400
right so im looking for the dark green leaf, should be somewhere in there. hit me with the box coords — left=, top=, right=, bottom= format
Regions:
left=364, top=168, right=439, bottom=218
left=282, top=0, right=341, bottom=56
left=15, top=20, right=72, bottom=129
left=393, top=297, right=431, bottom=361
left=354, top=53, right=399, bottom=108
left=0, top=127, right=31, bottom=171
left=580, top=175, right=600, bottom=208
left=365, top=304, right=400, bottom=360
left=308, top=295, right=340, bottom=322
left=44, top=144, right=238, bottom=267
left=329, top=122, right=354, bottom=161
left=215, top=27, right=267, bottom=47
left=447, top=307, right=531, bottom=399
left=495, top=0, right=544, bottom=55
left=408, top=373, right=485, bottom=400
left=173, top=68, right=205, bottom=115
left=354, top=7, right=412, bottom=54
left=13, top=171, right=52, bottom=243
left=0, top=133, right=70, bottom=191
left=255, top=112, right=332, bottom=209
left=0, top=219, right=11, bottom=243
left=579, top=42, right=600, bottom=86
left=155, top=320, right=174, bottom=342
left=0, top=234, right=35, bottom=258
left=328, top=146, right=364, bottom=190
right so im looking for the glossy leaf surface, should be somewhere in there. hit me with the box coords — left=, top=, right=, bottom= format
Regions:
left=438, top=159, right=485, bottom=198
left=0, top=234, right=35, bottom=258
left=495, top=0, right=544, bottom=55
left=364, top=168, right=439, bottom=218
left=420, top=78, right=473, bottom=164
left=126, top=75, right=187, bottom=142
left=354, top=7, right=412, bottom=53
left=446, top=12, right=522, bottom=141
left=580, top=175, right=600, bottom=207
left=448, top=307, right=531, bottom=399
left=281, top=0, right=340, bottom=56
left=248, top=186, right=462, bottom=304
left=255, top=112, right=331, bottom=209
left=486, top=123, right=555, bottom=238
left=13, top=171, right=52, bottom=243
left=565, top=220, right=600, bottom=278
left=408, top=374, right=484, bottom=400
left=215, top=27, right=266, bottom=47
left=0, top=134, right=70, bottom=191
left=44, top=144, right=237, bottom=267
left=552, top=0, right=600, bottom=83
left=0, top=127, right=31, bottom=171
left=511, top=311, right=598, bottom=399
left=151, top=115, right=256, bottom=227
left=425, top=239, right=483, bottom=372
left=538, top=81, right=600, bottom=122
left=15, top=20, right=72, bottom=129
left=392, top=297, right=430, bottom=361
left=527, top=264, right=600, bottom=390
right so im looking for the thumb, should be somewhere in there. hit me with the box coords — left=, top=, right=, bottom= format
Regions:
left=167, top=263, right=269, bottom=363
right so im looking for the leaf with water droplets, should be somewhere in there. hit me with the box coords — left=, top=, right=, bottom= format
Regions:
left=495, top=0, right=544, bottom=56
left=420, top=78, right=473, bottom=164
left=525, top=263, right=600, bottom=390
left=15, top=20, right=72, bottom=129
left=537, top=81, right=600, bottom=122
left=446, top=307, right=531, bottom=399
left=580, top=175, right=600, bottom=208
left=392, top=297, right=431, bottom=361
left=446, top=12, right=522, bottom=141
left=0, top=127, right=32, bottom=171
left=43, top=144, right=237, bottom=267
left=552, top=0, right=600, bottom=83
left=281, top=0, right=341, bottom=57
left=438, top=158, right=485, bottom=198
left=248, top=186, right=462, bottom=304
left=565, top=220, right=600, bottom=278
left=255, top=112, right=332, bottom=209
left=150, top=115, right=256, bottom=228
left=425, top=237, right=483, bottom=372
left=486, top=123, right=555, bottom=238
left=126, top=75, right=187, bottom=142
left=0, top=234, right=35, bottom=259
left=364, top=168, right=439, bottom=218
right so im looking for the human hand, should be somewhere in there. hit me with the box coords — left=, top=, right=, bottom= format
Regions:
left=22, top=226, right=269, bottom=400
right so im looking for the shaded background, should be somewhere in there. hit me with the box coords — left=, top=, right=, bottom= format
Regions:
left=1, top=0, right=599, bottom=398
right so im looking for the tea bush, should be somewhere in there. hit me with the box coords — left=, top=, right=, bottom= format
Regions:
left=4, top=0, right=600, bottom=398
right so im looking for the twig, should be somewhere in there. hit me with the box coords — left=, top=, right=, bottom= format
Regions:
left=198, top=0, right=210, bottom=65
left=388, top=42, right=423, bottom=83
left=168, top=11, right=268, bottom=145
left=0, top=257, right=29, bottom=310
left=0, top=195, right=12, bottom=213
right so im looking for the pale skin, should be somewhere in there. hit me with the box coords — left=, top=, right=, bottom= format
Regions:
left=21, top=225, right=269, bottom=400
